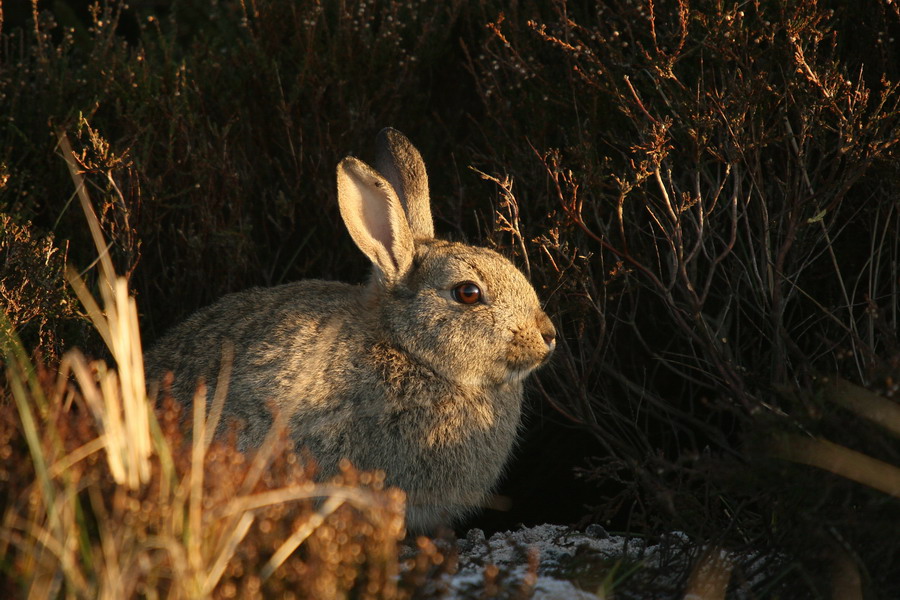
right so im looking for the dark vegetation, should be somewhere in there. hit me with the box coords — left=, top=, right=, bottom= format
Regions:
left=2, top=0, right=899, bottom=596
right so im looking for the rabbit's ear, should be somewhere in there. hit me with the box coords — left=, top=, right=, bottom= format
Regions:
left=375, top=128, right=435, bottom=240
left=337, top=157, right=415, bottom=283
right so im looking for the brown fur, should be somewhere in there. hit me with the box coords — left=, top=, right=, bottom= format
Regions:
left=144, top=129, right=556, bottom=531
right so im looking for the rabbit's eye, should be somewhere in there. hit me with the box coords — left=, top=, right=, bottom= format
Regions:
left=452, top=282, right=482, bottom=305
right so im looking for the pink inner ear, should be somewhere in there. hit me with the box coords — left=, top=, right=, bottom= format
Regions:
left=361, top=183, right=395, bottom=255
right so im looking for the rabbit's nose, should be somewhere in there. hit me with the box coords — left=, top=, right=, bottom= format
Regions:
left=542, top=332, right=556, bottom=352
left=537, top=313, right=556, bottom=352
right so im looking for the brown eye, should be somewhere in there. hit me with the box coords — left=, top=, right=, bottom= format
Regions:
left=452, top=282, right=482, bottom=305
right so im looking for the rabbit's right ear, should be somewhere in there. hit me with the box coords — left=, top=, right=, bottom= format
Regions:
left=375, top=128, right=435, bottom=240
left=337, top=157, right=415, bottom=283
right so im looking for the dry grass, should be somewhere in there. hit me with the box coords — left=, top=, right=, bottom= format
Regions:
left=1, top=134, right=408, bottom=598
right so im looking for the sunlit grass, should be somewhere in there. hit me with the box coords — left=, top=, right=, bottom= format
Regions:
left=0, top=132, right=407, bottom=598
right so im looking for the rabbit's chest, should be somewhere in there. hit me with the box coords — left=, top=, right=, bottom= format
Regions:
left=354, top=343, right=524, bottom=473
left=421, top=389, right=520, bottom=447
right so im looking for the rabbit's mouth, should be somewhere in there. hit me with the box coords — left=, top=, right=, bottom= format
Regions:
left=503, top=326, right=555, bottom=381
left=503, top=351, right=552, bottom=384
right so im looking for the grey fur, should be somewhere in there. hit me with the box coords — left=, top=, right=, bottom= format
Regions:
left=144, top=128, right=556, bottom=531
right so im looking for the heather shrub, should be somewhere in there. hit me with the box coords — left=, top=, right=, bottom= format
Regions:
left=472, top=0, right=900, bottom=592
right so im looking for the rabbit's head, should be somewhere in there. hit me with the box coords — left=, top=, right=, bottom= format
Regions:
left=337, top=129, right=555, bottom=388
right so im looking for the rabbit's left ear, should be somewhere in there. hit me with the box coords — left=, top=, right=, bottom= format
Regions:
left=375, top=128, right=434, bottom=240
left=337, top=157, right=414, bottom=283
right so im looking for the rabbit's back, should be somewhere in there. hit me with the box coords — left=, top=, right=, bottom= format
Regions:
left=145, top=280, right=365, bottom=442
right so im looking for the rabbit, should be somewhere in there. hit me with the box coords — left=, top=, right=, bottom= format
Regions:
left=144, top=128, right=556, bottom=532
